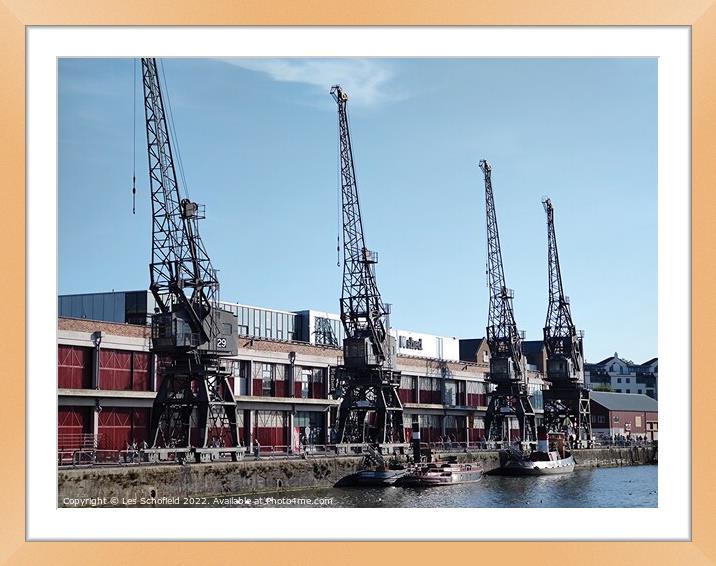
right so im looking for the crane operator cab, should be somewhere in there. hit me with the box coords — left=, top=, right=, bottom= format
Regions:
left=547, top=357, right=576, bottom=382
left=151, top=306, right=238, bottom=356
left=490, top=357, right=522, bottom=383
left=343, top=334, right=397, bottom=370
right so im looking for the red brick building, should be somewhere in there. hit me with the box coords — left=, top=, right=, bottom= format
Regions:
left=59, top=315, right=549, bottom=455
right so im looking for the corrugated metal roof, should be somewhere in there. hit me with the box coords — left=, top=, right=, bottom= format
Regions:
left=590, top=391, right=658, bottom=412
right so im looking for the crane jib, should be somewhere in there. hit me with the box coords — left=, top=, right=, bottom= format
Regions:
left=542, top=196, right=584, bottom=381
left=480, top=159, right=525, bottom=383
left=332, top=84, right=389, bottom=365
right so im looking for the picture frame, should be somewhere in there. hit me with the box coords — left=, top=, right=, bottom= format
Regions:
left=3, top=0, right=714, bottom=562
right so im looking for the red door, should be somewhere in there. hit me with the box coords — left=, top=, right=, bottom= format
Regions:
left=58, top=406, right=90, bottom=450
left=99, top=349, right=132, bottom=390
left=58, top=346, right=91, bottom=389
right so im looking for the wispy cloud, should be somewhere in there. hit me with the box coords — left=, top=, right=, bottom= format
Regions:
left=220, top=58, right=400, bottom=107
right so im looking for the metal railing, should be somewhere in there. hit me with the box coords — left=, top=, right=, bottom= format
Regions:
left=58, top=449, right=121, bottom=466
left=58, top=438, right=655, bottom=468
left=57, top=433, right=100, bottom=451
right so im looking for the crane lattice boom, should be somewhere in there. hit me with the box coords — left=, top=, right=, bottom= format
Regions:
left=142, top=58, right=221, bottom=348
left=332, top=84, right=390, bottom=366
left=481, top=159, right=524, bottom=383
left=542, top=197, right=583, bottom=381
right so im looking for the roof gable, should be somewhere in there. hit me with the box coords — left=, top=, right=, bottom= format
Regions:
left=595, top=353, right=630, bottom=367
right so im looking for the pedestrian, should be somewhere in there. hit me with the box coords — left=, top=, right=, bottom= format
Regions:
left=254, top=439, right=261, bottom=459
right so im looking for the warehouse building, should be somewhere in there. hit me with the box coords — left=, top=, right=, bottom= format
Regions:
left=57, top=291, right=548, bottom=456
left=589, top=391, right=658, bottom=442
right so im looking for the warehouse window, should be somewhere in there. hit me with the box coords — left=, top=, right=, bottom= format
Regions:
left=234, top=360, right=250, bottom=395
left=276, top=314, right=283, bottom=340
left=300, top=369, right=311, bottom=398
left=265, top=311, right=272, bottom=339
left=635, top=416, right=642, bottom=427
left=444, top=381, right=457, bottom=406
left=262, top=364, right=273, bottom=396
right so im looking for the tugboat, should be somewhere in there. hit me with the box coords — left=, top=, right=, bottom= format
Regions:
left=492, top=427, right=575, bottom=476
left=396, top=458, right=483, bottom=487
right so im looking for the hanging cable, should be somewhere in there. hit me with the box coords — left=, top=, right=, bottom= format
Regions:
left=159, top=59, right=191, bottom=200
left=132, top=58, right=137, bottom=214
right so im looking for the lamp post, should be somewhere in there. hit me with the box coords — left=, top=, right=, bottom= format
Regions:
left=288, top=351, right=297, bottom=453
left=92, top=331, right=102, bottom=390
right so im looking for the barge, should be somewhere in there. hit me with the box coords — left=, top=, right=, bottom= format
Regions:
left=396, top=461, right=483, bottom=487
left=338, top=466, right=408, bottom=487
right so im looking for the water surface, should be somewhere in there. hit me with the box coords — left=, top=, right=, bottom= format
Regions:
left=235, top=465, right=657, bottom=508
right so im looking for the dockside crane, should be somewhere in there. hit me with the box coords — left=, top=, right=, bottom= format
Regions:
left=330, top=85, right=404, bottom=446
left=140, top=58, right=243, bottom=463
left=480, top=160, right=537, bottom=445
left=542, top=197, right=591, bottom=444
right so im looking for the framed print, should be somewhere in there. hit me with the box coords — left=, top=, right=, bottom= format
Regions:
left=3, top=0, right=715, bottom=563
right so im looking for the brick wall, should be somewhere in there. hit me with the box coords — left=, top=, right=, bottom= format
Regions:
left=59, top=317, right=150, bottom=338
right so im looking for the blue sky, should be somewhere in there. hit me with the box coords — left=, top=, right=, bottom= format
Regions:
left=58, top=57, right=657, bottom=363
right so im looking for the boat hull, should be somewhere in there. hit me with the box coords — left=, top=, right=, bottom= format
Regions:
left=492, top=454, right=575, bottom=476
left=396, top=464, right=483, bottom=487
left=337, top=469, right=407, bottom=487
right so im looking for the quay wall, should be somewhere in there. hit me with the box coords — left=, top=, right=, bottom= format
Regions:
left=58, top=446, right=656, bottom=505
left=572, top=446, right=657, bottom=468
left=58, top=457, right=365, bottom=505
